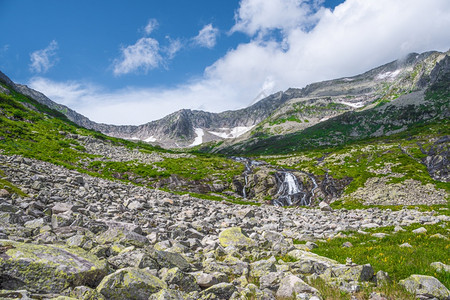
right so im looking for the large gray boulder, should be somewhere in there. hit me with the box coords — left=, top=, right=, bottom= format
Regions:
left=161, top=267, right=200, bottom=292
left=218, top=227, right=255, bottom=248
left=107, top=249, right=158, bottom=269
left=399, top=274, right=450, bottom=300
left=276, top=275, right=321, bottom=300
left=0, top=239, right=107, bottom=293
left=198, top=282, right=237, bottom=299
left=96, top=267, right=166, bottom=300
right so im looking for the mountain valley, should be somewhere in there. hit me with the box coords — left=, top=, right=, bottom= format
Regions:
left=0, top=50, right=449, bottom=299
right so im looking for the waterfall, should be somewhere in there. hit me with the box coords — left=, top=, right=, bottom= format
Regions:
left=273, top=172, right=300, bottom=206
left=232, top=157, right=317, bottom=206
left=273, top=171, right=316, bottom=207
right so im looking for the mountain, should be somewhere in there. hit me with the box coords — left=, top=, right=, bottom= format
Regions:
left=212, top=50, right=450, bottom=154
left=2, top=50, right=448, bottom=149
left=0, top=70, right=291, bottom=148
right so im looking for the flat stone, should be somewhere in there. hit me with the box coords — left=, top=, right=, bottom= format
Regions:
left=161, top=267, right=200, bottom=292
left=96, top=228, right=148, bottom=247
left=372, top=233, right=388, bottom=238
left=342, top=242, right=353, bottom=248
left=153, top=250, right=191, bottom=272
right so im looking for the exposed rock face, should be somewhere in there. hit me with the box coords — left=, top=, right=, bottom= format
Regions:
left=419, top=136, right=450, bottom=182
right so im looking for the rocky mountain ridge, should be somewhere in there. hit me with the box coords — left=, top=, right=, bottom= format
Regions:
left=2, top=50, right=448, bottom=148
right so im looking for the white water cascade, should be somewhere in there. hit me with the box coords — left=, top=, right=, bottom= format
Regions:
left=273, top=171, right=317, bottom=207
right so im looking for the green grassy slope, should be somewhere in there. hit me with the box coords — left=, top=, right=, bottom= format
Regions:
left=0, top=84, right=246, bottom=202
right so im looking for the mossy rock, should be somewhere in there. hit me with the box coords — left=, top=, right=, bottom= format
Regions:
left=399, top=274, right=450, bottom=300
left=198, top=282, right=237, bottom=299
left=161, top=267, right=200, bottom=292
left=0, top=239, right=107, bottom=293
left=218, top=227, right=255, bottom=248
left=96, top=267, right=167, bottom=300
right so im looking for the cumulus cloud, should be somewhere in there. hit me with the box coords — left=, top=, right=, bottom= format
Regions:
left=113, top=37, right=162, bottom=75
left=231, top=0, right=323, bottom=38
left=193, top=24, right=219, bottom=48
left=29, top=40, right=58, bottom=73
left=144, top=18, right=159, bottom=35
left=32, top=0, right=450, bottom=125
left=113, top=20, right=184, bottom=75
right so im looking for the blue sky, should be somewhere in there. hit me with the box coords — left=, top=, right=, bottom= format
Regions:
left=1, top=0, right=449, bottom=125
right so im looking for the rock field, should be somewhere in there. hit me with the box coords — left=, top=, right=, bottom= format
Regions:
left=0, top=153, right=449, bottom=299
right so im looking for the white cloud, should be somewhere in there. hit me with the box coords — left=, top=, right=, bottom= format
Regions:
left=113, top=37, right=162, bottom=75
left=193, top=24, right=219, bottom=49
left=144, top=19, right=159, bottom=35
left=30, top=0, right=450, bottom=125
left=29, top=40, right=58, bottom=73
left=164, top=37, right=182, bottom=59
left=231, top=0, right=322, bottom=37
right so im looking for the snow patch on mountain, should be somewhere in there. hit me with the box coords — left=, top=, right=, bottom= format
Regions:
left=377, top=69, right=401, bottom=80
left=209, top=126, right=254, bottom=139
left=339, top=101, right=365, bottom=108
left=189, top=128, right=204, bottom=147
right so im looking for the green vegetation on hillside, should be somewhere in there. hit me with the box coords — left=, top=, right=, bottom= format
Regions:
left=0, top=88, right=244, bottom=199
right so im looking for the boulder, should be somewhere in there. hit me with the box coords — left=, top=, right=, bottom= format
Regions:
left=96, top=267, right=166, bottom=300
left=161, top=267, right=200, bottom=292
left=152, top=250, right=191, bottom=272
left=250, top=257, right=277, bottom=278
left=107, top=249, right=158, bottom=269
left=399, top=274, right=450, bottom=300
left=198, top=282, right=237, bottom=299
left=0, top=239, right=107, bottom=293
left=148, top=289, right=186, bottom=300
left=318, top=201, right=332, bottom=212
left=276, top=274, right=321, bottom=300
left=218, top=227, right=255, bottom=248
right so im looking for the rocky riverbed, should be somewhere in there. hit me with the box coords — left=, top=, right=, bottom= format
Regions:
left=0, top=153, right=449, bottom=299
